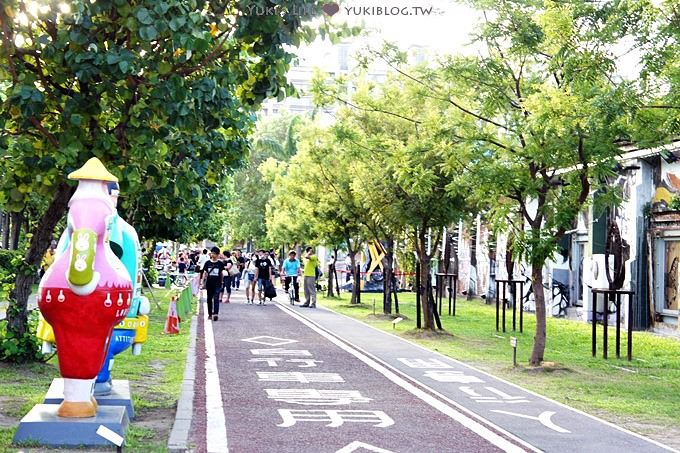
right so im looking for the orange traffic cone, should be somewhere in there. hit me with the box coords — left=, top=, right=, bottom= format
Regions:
left=164, top=296, right=180, bottom=334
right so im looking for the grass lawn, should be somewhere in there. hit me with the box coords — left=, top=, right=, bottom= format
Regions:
left=0, top=287, right=193, bottom=452
left=318, top=292, right=680, bottom=448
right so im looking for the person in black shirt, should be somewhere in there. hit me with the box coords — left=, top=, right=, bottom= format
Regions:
left=253, top=249, right=274, bottom=305
left=220, top=250, right=234, bottom=304
left=231, top=249, right=246, bottom=290
left=200, top=246, right=224, bottom=321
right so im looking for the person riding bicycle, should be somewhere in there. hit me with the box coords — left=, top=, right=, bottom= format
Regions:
left=282, top=250, right=301, bottom=304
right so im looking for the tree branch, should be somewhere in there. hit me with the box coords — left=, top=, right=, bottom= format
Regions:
left=28, top=117, right=59, bottom=147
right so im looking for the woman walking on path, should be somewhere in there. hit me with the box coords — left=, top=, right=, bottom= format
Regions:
left=244, top=253, right=258, bottom=304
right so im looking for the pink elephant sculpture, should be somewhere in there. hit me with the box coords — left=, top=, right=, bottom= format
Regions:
left=37, top=158, right=132, bottom=417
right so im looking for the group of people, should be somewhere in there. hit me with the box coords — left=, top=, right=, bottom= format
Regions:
left=198, top=246, right=320, bottom=321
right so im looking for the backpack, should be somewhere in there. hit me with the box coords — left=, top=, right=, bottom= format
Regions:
left=264, top=280, right=277, bottom=299
left=227, top=261, right=239, bottom=277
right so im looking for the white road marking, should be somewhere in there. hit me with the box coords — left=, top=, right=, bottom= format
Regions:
left=250, top=348, right=312, bottom=356
left=277, top=304, right=527, bottom=453
left=241, top=335, right=298, bottom=346
left=335, top=441, right=395, bottom=453
left=203, top=301, right=229, bottom=453
left=265, top=389, right=372, bottom=405
left=397, top=358, right=453, bottom=369
left=277, top=409, right=394, bottom=428
left=491, top=410, right=571, bottom=434
left=257, top=371, right=344, bottom=383
left=424, top=370, right=484, bottom=383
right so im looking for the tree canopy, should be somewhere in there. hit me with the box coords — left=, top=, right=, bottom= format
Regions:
left=0, top=0, right=343, bottom=353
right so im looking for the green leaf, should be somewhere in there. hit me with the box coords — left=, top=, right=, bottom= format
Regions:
left=70, top=114, right=82, bottom=126
left=168, top=17, right=186, bottom=31
left=139, top=25, right=158, bottom=41
left=118, top=60, right=129, bottom=73
left=135, top=7, right=154, bottom=25
left=106, top=53, right=120, bottom=65
left=158, top=61, right=172, bottom=75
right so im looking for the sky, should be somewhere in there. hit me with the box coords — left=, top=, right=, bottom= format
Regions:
left=293, top=0, right=483, bottom=68
left=296, top=0, right=642, bottom=80
left=335, top=0, right=481, bottom=55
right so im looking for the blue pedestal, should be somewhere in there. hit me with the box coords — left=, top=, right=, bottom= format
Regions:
left=13, top=404, right=128, bottom=447
left=44, top=378, right=135, bottom=419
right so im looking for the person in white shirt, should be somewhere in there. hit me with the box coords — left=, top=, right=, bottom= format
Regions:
left=196, top=248, right=209, bottom=271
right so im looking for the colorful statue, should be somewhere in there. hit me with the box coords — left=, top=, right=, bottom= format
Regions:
left=38, top=172, right=151, bottom=398
left=37, top=158, right=132, bottom=417
left=94, top=181, right=150, bottom=395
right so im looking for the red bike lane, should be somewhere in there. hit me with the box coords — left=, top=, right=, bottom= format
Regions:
left=188, top=293, right=526, bottom=453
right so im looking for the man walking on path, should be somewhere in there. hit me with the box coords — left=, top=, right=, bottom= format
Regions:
left=231, top=249, right=245, bottom=290
left=253, top=249, right=274, bottom=304
left=300, top=246, right=319, bottom=308
left=282, top=250, right=301, bottom=304
left=200, top=246, right=224, bottom=321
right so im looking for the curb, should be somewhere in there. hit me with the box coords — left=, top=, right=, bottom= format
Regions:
left=167, top=311, right=198, bottom=453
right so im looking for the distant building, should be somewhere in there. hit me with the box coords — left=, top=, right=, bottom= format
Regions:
left=260, top=40, right=428, bottom=119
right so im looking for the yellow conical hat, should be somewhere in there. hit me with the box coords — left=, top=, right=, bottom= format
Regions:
left=68, top=157, right=118, bottom=182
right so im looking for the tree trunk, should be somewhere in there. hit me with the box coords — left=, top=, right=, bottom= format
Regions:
left=382, top=238, right=394, bottom=315
left=7, top=182, right=75, bottom=338
left=393, top=274, right=400, bottom=314
left=529, top=264, right=547, bottom=365
left=327, top=262, right=335, bottom=297
left=334, top=247, right=341, bottom=295
left=1, top=212, right=8, bottom=249
left=349, top=250, right=361, bottom=304
left=418, top=230, right=435, bottom=330
left=9, top=211, right=23, bottom=250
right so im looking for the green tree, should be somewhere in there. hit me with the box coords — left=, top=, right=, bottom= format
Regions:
left=372, top=0, right=648, bottom=362
left=226, top=112, right=301, bottom=248
left=313, top=73, right=469, bottom=327
left=0, top=0, right=332, bottom=348
left=267, top=121, right=368, bottom=303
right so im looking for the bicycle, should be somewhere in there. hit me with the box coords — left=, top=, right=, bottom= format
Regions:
left=288, top=282, right=296, bottom=305
left=283, top=275, right=298, bottom=305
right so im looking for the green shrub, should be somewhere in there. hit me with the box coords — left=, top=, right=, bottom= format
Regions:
left=670, top=195, right=680, bottom=211
left=142, top=254, right=157, bottom=286
left=0, top=249, right=21, bottom=285
left=0, top=309, right=44, bottom=363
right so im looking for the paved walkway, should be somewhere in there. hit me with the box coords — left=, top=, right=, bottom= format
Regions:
left=175, top=290, right=676, bottom=453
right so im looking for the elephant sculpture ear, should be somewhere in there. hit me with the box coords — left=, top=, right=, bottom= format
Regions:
left=68, top=157, right=118, bottom=182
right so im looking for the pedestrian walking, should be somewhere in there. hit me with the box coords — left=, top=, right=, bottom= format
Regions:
left=282, top=250, right=301, bottom=304
left=245, top=254, right=258, bottom=304
left=232, top=249, right=246, bottom=290
left=200, top=246, right=224, bottom=321
left=253, top=249, right=275, bottom=304
left=197, top=248, right=209, bottom=271
left=178, top=251, right=188, bottom=275
left=222, top=250, right=234, bottom=304
left=300, top=246, right=319, bottom=308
